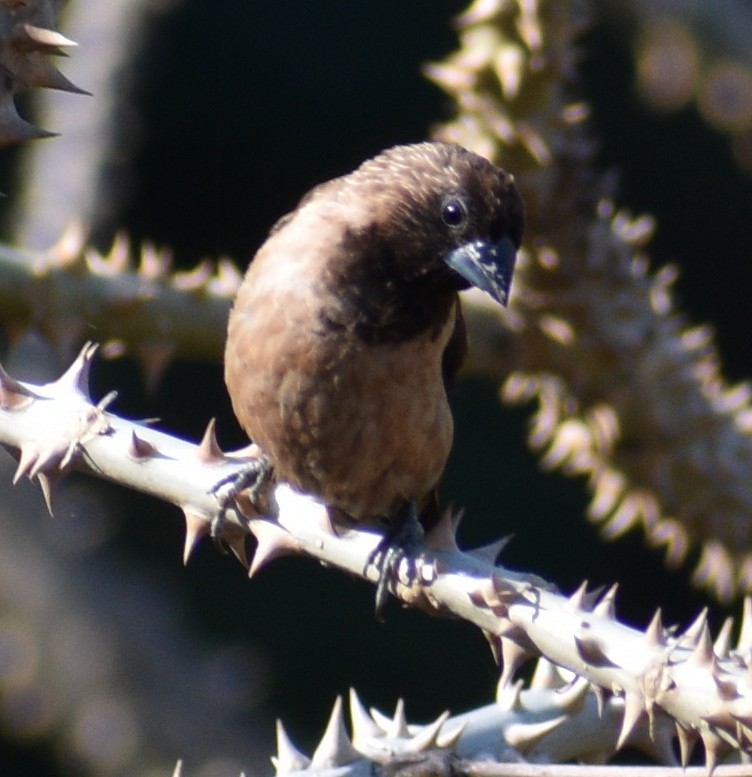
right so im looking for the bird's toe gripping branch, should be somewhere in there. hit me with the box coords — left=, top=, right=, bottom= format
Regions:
left=208, top=452, right=274, bottom=542
left=365, top=501, right=425, bottom=619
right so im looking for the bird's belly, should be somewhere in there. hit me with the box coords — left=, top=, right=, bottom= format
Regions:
left=290, top=343, right=452, bottom=518
left=226, top=312, right=455, bottom=519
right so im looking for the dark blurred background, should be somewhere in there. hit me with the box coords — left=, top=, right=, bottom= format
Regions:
left=2, top=1, right=752, bottom=774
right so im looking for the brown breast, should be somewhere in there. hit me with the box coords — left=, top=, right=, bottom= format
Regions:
left=224, top=204, right=457, bottom=520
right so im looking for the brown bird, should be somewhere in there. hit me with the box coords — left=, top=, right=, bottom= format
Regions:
left=223, top=141, right=523, bottom=611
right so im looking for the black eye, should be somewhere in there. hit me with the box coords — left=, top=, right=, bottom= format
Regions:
left=442, top=198, right=467, bottom=228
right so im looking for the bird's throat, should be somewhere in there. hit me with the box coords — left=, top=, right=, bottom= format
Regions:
left=327, top=278, right=458, bottom=347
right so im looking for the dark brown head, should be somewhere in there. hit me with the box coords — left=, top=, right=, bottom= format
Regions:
left=348, top=142, right=523, bottom=303
left=293, top=142, right=524, bottom=344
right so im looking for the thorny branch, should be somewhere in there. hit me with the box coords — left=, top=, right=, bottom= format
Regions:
left=2, top=344, right=752, bottom=773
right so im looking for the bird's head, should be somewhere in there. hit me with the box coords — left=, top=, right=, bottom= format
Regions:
left=355, top=142, right=524, bottom=307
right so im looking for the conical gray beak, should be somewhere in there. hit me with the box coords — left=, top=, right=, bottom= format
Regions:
left=444, top=235, right=518, bottom=305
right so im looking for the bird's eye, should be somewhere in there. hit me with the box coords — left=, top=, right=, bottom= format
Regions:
left=441, top=198, right=467, bottom=228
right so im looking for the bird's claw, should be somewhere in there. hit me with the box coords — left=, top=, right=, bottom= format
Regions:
left=365, top=504, right=423, bottom=620
left=368, top=544, right=417, bottom=619
left=209, top=454, right=274, bottom=544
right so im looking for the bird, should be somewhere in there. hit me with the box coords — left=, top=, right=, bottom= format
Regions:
left=222, top=141, right=524, bottom=613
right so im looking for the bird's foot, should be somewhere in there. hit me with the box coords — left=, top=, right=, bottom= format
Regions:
left=209, top=454, right=274, bottom=544
left=365, top=503, right=424, bottom=620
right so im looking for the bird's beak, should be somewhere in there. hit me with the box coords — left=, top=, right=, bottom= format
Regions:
left=444, top=235, right=518, bottom=306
